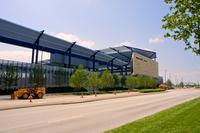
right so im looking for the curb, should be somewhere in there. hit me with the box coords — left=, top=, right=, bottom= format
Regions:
left=0, top=91, right=168, bottom=111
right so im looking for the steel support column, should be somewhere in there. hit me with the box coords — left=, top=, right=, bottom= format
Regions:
left=125, top=65, right=128, bottom=75
left=108, top=57, right=117, bottom=73
left=89, top=50, right=100, bottom=71
left=111, top=60, right=114, bottom=73
left=110, top=47, right=131, bottom=60
left=31, top=48, right=35, bottom=64
left=32, top=30, right=44, bottom=64
left=65, top=42, right=76, bottom=68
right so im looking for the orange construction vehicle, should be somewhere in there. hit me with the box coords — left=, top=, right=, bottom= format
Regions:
left=13, top=85, right=46, bottom=99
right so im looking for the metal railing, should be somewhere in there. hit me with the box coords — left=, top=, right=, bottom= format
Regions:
left=0, top=59, right=73, bottom=88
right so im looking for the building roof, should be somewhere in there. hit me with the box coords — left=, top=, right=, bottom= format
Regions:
left=100, top=45, right=157, bottom=64
left=0, top=18, right=127, bottom=67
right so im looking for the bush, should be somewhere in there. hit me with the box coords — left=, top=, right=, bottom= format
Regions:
left=139, top=88, right=165, bottom=93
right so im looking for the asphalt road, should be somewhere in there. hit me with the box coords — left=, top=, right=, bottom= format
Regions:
left=0, top=89, right=200, bottom=133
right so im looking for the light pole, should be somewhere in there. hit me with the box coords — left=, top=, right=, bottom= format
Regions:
left=164, top=69, right=167, bottom=83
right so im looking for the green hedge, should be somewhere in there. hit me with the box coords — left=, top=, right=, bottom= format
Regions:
left=126, top=75, right=158, bottom=89
left=139, top=88, right=165, bottom=93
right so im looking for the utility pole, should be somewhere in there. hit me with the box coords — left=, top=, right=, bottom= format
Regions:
left=164, top=69, right=167, bottom=83
left=169, top=73, right=171, bottom=81
left=175, top=75, right=178, bottom=87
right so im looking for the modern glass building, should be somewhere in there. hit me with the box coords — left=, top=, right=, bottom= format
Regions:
left=0, top=18, right=158, bottom=78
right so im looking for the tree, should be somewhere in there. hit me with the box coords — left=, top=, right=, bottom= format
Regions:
left=126, top=75, right=137, bottom=93
left=69, top=65, right=87, bottom=98
left=136, top=75, right=146, bottom=88
left=2, top=65, right=19, bottom=91
left=87, top=72, right=100, bottom=96
left=100, top=70, right=114, bottom=92
left=147, top=77, right=158, bottom=88
left=165, top=79, right=173, bottom=87
left=121, top=76, right=127, bottom=87
left=29, top=65, right=46, bottom=87
left=162, top=0, right=200, bottom=55
left=54, top=67, right=68, bottom=87
left=113, top=74, right=120, bottom=86
left=178, top=81, right=184, bottom=88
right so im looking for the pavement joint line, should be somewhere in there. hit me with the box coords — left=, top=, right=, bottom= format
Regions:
left=0, top=91, right=169, bottom=111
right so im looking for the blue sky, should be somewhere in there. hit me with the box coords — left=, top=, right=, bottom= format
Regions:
left=0, top=0, right=199, bottom=83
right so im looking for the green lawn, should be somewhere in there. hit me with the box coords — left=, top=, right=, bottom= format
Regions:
left=105, top=98, right=200, bottom=133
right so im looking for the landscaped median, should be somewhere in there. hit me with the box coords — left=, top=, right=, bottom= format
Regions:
left=105, top=97, right=200, bottom=133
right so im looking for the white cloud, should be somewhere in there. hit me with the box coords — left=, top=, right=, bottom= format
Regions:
left=111, top=41, right=135, bottom=47
left=111, top=41, right=154, bottom=51
left=0, top=50, right=49, bottom=63
left=149, top=36, right=164, bottom=44
left=54, top=32, right=95, bottom=48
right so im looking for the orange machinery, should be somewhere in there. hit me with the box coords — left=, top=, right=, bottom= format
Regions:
left=13, top=86, right=46, bottom=99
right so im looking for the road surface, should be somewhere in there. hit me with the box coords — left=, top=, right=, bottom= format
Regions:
left=0, top=89, right=200, bottom=133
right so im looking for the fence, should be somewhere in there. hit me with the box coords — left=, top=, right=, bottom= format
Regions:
left=0, top=59, right=73, bottom=89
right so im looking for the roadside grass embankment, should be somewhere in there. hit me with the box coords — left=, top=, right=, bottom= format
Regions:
left=105, top=97, right=200, bottom=133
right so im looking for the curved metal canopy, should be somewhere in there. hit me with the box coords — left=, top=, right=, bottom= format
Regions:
left=100, top=45, right=157, bottom=62
left=0, top=18, right=127, bottom=67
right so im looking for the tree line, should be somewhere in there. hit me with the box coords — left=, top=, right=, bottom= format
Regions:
left=69, top=65, right=159, bottom=97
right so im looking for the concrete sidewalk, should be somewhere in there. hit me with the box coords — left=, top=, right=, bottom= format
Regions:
left=0, top=91, right=146, bottom=110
